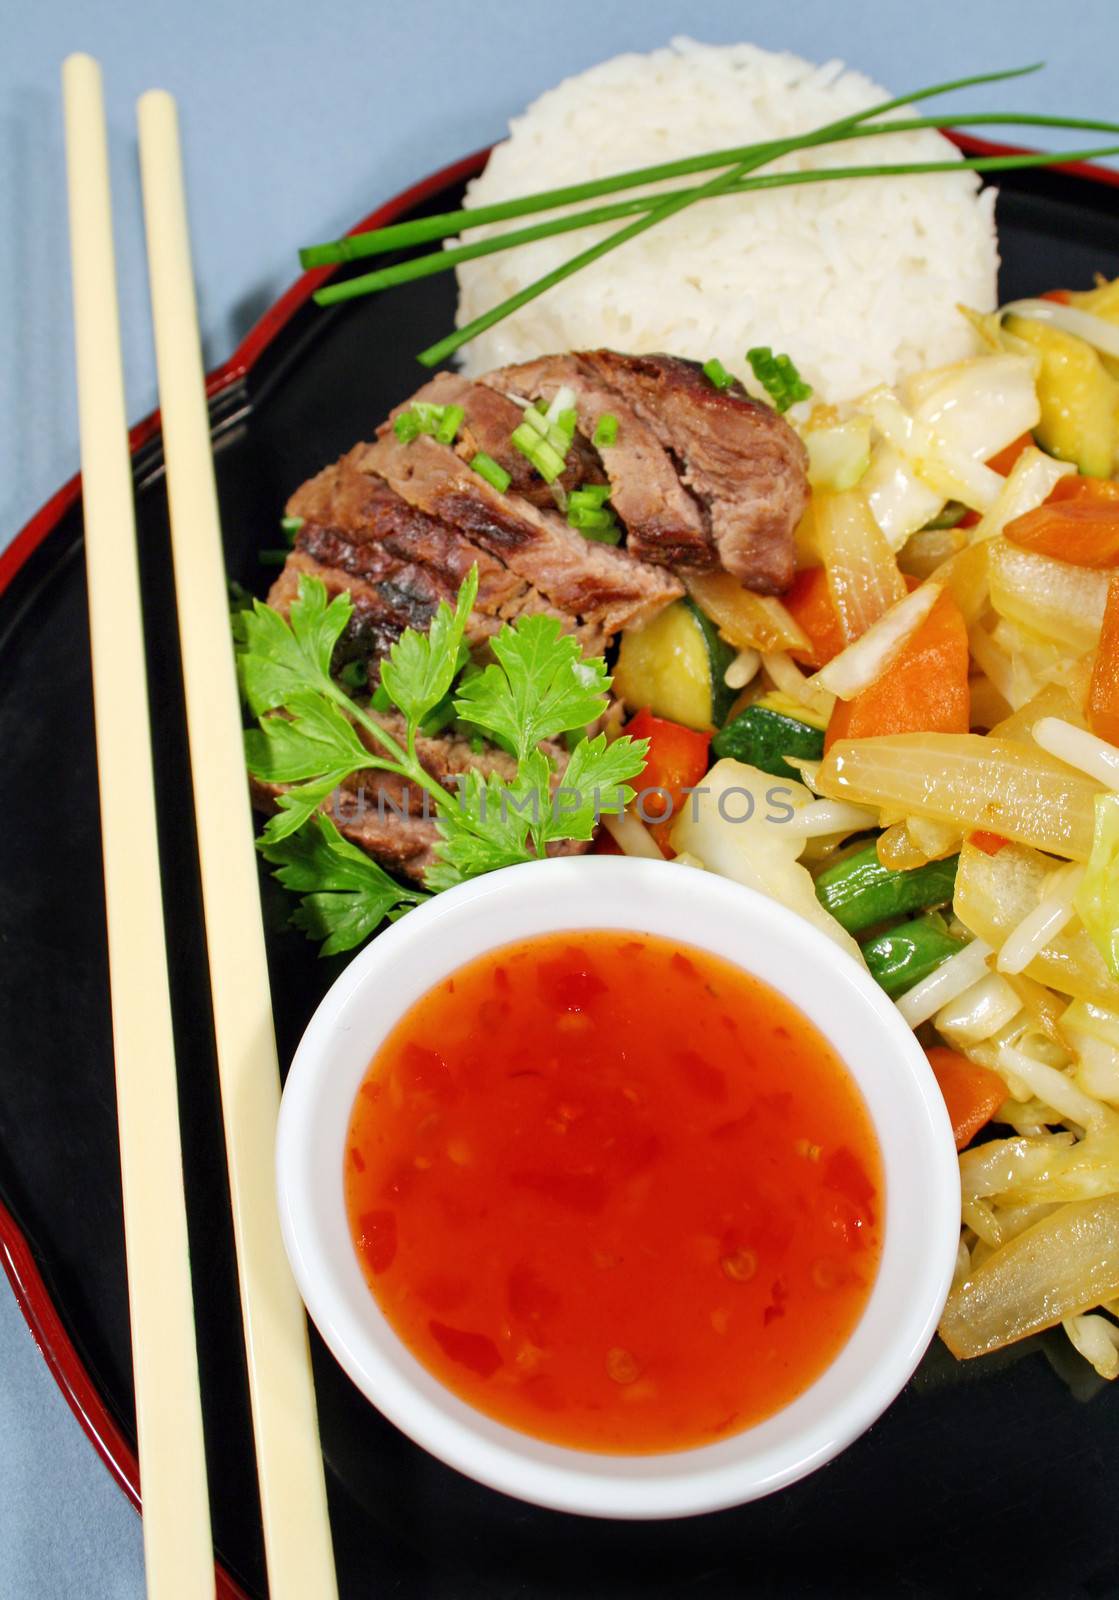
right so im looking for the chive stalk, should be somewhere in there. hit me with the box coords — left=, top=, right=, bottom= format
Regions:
left=469, top=451, right=511, bottom=493
left=300, top=69, right=1054, bottom=266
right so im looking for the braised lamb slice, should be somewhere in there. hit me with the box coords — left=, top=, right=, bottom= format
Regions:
left=578, top=350, right=807, bottom=594
left=252, top=714, right=590, bottom=884
left=483, top=354, right=715, bottom=570
left=360, top=430, right=682, bottom=638
left=397, top=372, right=605, bottom=509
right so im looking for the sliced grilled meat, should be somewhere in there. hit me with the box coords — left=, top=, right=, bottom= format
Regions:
left=397, top=373, right=604, bottom=509
left=253, top=714, right=590, bottom=884
left=484, top=353, right=715, bottom=570
left=361, top=430, right=682, bottom=636
left=278, top=449, right=608, bottom=658
left=578, top=350, right=807, bottom=594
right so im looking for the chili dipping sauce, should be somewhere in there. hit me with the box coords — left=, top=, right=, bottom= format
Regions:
left=344, top=931, right=883, bottom=1454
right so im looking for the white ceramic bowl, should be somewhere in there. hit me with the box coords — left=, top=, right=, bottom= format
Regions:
left=276, top=857, right=959, bottom=1520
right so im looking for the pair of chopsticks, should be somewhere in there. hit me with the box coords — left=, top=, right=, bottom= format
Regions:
left=62, top=55, right=338, bottom=1600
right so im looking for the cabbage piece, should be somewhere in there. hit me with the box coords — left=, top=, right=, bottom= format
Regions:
left=802, top=414, right=872, bottom=493
left=1075, top=794, right=1119, bottom=979
left=902, top=354, right=1041, bottom=460
left=668, top=758, right=864, bottom=964
left=940, top=1193, right=1119, bottom=1358
left=817, top=734, right=1103, bottom=861
left=863, top=354, right=1041, bottom=548
left=1064, top=998, right=1119, bottom=1106
left=862, top=443, right=944, bottom=550
left=954, top=839, right=1119, bottom=1010
left=988, top=538, right=1111, bottom=656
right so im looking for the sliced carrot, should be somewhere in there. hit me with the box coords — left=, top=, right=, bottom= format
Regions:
left=986, top=432, right=1035, bottom=477
left=1040, top=288, right=1071, bottom=304
left=783, top=566, right=847, bottom=668
left=926, top=1046, right=1007, bottom=1151
left=969, top=830, right=1010, bottom=856
left=824, top=589, right=970, bottom=753
left=1048, top=474, right=1119, bottom=504
left=1088, top=575, right=1119, bottom=746
left=1004, top=499, right=1119, bottom=567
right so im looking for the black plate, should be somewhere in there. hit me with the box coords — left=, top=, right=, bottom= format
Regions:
left=3, top=146, right=1119, bottom=1600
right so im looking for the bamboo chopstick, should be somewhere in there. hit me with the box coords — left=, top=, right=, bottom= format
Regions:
left=61, top=53, right=214, bottom=1599
left=136, top=89, right=339, bottom=1600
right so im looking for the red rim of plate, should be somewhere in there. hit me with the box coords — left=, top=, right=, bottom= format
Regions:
left=0, top=132, right=1116, bottom=1593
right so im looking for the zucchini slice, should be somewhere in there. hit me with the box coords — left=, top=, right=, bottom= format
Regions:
left=712, top=700, right=825, bottom=781
left=613, top=599, right=736, bottom=731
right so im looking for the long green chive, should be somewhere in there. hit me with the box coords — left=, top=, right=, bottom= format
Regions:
left=470, top=451, right=511, bottom=493
left=593, top=413, right=618, bottom=448
left=511, top=423, right=566, bottom=483
left=414, top=68, right=1074, bottom=368
left=258, top=548, right=289, bottom=566
left=703, top=357, right=735, bottom=390
left=301, top=66, right=1046, bottom=265
left=314, top=137, right=1119, bottom=308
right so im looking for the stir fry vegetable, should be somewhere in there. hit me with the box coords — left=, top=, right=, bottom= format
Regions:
left=614, top=279, right=1119, bottom=1379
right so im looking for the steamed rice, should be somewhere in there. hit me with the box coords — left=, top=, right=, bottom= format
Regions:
left=454, top=39, right=999, bottom=403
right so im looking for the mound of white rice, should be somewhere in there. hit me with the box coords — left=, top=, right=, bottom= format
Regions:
left=455, top=38, right=999, bottom=402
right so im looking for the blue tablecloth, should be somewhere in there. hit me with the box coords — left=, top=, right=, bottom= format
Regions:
left=1, top=1, right=1115, bottom=1592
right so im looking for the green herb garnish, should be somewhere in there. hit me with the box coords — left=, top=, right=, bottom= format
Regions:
left=566, top=484, right=620, bottom=543
left=301, top=68, right=1119, bottom=365
left=702, top=358, right=734, bottom=390
left=469, top=451, right=511, bottom=493
left=237, top=568, right=647, bottom=951
left=593, top=413, right=618, bottom=449
left=746, top=347, right=813, bottom=413
left=393, top=400, right=465, bottom=446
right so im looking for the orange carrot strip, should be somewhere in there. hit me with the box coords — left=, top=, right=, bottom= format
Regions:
left=1089, top=575, right=1119, bottom=747
left=784, top=566, right=847, bottom=668
left=1048, top=475, right=1119, bottom=504
left=969, top=830, right=1010, bottom=856
left=986, top=432, right=1035, bottom=477
left=1004, top=499, right=1119, bottom=567
left=926, top=1045, right=1007, bottom=1151
left=824, top=590, right=970, bottom=753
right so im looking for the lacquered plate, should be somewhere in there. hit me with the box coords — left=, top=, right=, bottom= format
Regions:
left=3, top=141, right=1119, bottom=1600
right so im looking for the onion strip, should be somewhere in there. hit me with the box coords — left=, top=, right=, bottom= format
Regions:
left=809, top=582, right=942, bottom=701
left=1000, top=298, right=1119, bottom=360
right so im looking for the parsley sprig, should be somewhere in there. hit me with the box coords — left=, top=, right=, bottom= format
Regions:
left=236, top=567, right=647, bottom=953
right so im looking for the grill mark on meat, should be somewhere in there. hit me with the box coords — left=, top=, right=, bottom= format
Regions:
left=279, top=453, right=607, bottom=654
left=577, top=350, right=806, bottom=594
left=360, top=431, right=681, bottom=636
left=483, top=354, right=715, bottom=570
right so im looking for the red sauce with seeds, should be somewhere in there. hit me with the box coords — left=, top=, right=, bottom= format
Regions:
left=344, top=931, right=882, bottom=1454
